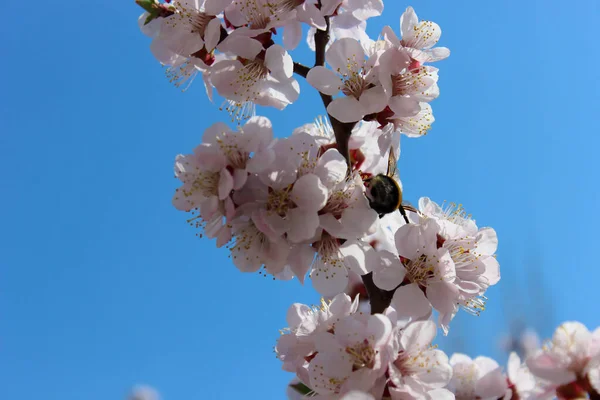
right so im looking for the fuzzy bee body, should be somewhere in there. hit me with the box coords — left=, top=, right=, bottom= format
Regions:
left=363, top=147, right=415, bottom=221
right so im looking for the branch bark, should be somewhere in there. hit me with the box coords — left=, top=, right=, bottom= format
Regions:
left=293, top=62, right=310, bottom=78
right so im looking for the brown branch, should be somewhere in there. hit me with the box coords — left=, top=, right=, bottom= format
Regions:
left=361, top=273, right=396, bottom=314
left=293, top=62, right=310, bottom=78
left=310, top=10, right=394, bottom=314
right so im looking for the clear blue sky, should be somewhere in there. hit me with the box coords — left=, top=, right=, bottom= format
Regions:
left=1, top=1, right=599, bottom=399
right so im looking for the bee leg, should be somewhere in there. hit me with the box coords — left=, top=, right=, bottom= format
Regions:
left=399, top=205, right=410, bottom=224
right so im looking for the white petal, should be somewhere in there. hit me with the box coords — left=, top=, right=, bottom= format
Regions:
left=218, top=168, right=234, bottom=199
left=218, top=35, right=262, bottom=59
left=341, top=390, right=375, bottom=400
left=287, top=208, right=320, bottom=243
left=202, top=121, right=231, bottom=145
left=247, top=148, right=275, bottom=173
left=389, top=96, right=420, bottom=117
left=475, top=227, right=498, bottom=255
left=359, top=85, right=387, bottom=115
left=205, top=17, right=222, bottom=52
left=314, top=148, right=347, bottom=189
left=400, top=320, right=436, bottom=351
left=311, top=258, right=349, bottom=296
left=367, top=314, right=392, bottom=346
left=339, top=239, right=375, bottom=275
left=481, top=256, right=500, bottom=286
left=372, top=250, right=406, bottom=291
left=265, top=44, right=293, bottom=79
left=347, top=0, right=383, bottom=20
left=426, top=281, right=460, bottom=314
left=309, top=352, right=353, bottom=395
left=400, top=7, right=418, bottom=40
left=475, top=367, right=509, bottom=399
left=287, top=245, right=316, bottom=284
left=326, top=38, right=366, bottom=75
left=320, top=0, right=343, bottom=16
left=307, top=66, right=343, bottom=96
left=232, top=168, right=248, bottom=190
left=526, top=351, right=577, bottom=384
left=297, top=3, right=327, bottom=30
left=283, top=21, right=303, bottom=50
left=391, top=283, right=432, bottom=320
left=291, top=174, right=328, bottom=211
left=327, top=96, right=365, bottom=123
left=204, top=0, right=232, bottom=15
left=243, top=115, right=274, bottom=150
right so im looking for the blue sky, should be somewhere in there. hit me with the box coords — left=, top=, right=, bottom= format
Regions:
left=1, top=1, right=599, bottom=399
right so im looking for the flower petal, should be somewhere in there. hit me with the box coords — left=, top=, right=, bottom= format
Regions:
left=314, top=148, right=347, bottom=189
left=265, top=44, right=293, bottom=80
left=400, top=320, right=436, bottom=351
left=287, top=208, right=320, bottom=243
left=291, top=174, right=328, bottom=211
left=204, top=17, right=222, bottom=52
left=218, top=168, right=234, bottom=199
left=326, top=37, right=366, bottom=75
left=287, top=245, right=316, bottom=284
left=372, top=250, right=406, bottom=291
left=327, top=96, right=365, bottom=123
left=339, top=239, right=376, bottom=275
left=391, top=283, right=432, bottom=320
left=307, top=66, right=343, bottom=96
left=282, top=21, right=303, bottom=50
left=311, top=258, right=349, bottom=296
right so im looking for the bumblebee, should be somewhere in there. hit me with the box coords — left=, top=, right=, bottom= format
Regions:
left=363, top=147, right=415, bottom=222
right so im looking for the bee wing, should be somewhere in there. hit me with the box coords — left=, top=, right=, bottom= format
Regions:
left=386, top=146, right=400, bottom=180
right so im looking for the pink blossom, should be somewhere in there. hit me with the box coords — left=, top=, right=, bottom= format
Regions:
left=448, top=354, right=509, bottom=400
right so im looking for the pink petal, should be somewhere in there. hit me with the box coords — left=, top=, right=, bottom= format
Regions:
left=224, top=196, right=236, bottom=221
left=216, top=225, right=232, bottom=248
left=307, top=66, right=342, bottom=96
left=202, top=121, right=231, bottom=145
left=426, top=281, right=459, bottom=314
left=232, top=168, right=248, bottom=190
left=218, top=168, right=234, bottom=199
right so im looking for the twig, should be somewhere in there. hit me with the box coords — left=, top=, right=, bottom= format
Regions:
left=293, top=62, right=310, bottom=78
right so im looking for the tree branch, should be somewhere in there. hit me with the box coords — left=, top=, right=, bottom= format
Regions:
left=310, top=11, right=393, bottom=314
left=361, top=273, right=396, bottom=314
left=293, top=62, right=310, bottom=78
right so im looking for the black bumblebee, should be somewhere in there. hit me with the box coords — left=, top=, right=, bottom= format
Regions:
left=364, top=147, right=415, bottom=222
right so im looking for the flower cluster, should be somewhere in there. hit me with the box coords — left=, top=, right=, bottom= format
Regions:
left=277, top=294, right=454, bottom=399
left=282, top=319, right=600, bottom=399
left=138, top=2, right=447, bottom=136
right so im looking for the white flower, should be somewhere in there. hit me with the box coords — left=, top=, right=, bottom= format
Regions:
left=128, top=385, right=160, bottom=400
left=372, top=219, right=460, bottom=327
left=388, top=320, right=453, bottom=398
left=173, top=117, right=275, bottom=246
left=526, top=322, right=600, bottom=388
left=448, top=354, right=508, bottom=400
left=418, top=198, right=500, bottom=332
left=382, top=6, right=450, bottom=64
left=307, top=38, right=387, bottom=123
left=212, top=37, right=299, bottom=120
left=308, top=313, right=395, bottom=395
left=506, top=352, right=536, bottom=400
left=306, top=0, right=382, bottom=52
